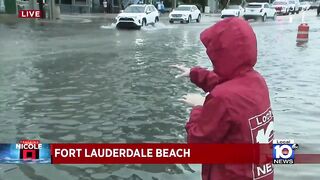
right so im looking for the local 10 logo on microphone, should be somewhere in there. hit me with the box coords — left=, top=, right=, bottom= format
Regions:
left=273, top=139, right=299, bottom=164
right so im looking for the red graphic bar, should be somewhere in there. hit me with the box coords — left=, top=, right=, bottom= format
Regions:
left=50, top=144, right=273, bottom=164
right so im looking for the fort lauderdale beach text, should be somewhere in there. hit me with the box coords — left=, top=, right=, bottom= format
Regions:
left=54, top=148, right=191, bottom=158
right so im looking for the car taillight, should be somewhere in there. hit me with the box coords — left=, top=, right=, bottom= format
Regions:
left=260, top=8, right=263, bottom=12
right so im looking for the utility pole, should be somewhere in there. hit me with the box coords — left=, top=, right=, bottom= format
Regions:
left=0, top=0, right=4, bottom=13
left=48, top=0, right=56, bottom=20
left=39, top=0, right=45, bottom=18
left=48, top=0, right=52, bottom=19
left=29, top=0, right=36, bottom=24
left=29, top=0, right=35, bottom=10
left=172, top=0, right=176, bottom=9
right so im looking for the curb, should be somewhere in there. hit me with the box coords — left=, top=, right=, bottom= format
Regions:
left=60, top=13, right=117, bottom=20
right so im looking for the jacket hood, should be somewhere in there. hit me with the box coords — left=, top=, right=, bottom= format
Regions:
left=200, top=18, right=257, bottom=79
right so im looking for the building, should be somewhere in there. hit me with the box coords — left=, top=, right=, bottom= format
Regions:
left=55, top=0, right=128, bottom=13
left=55, top=0, right=220, bottom=14
left=55, top=0, right=91, bottom=13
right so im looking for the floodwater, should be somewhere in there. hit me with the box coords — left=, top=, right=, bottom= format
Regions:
left=0, top=11, right=320, bottom=180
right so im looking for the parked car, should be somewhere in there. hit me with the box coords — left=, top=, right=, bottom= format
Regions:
left=310, top=0, right=320, bottom=9
left=115, top=4, right=159, bottom=29
left=169, top=5, right=201, bottom=24
left=272, top=0, right=290, bottom=15
left=221, top=5, right=245, bottom=18
left=288, top=0, right=301, bottom=14
left=244, top=3, right=277, bottom=21
left=300, top=1, right=311, bottom=10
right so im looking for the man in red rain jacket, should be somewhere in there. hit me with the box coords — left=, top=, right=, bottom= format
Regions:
left=173, top=18, right=274, bottom=180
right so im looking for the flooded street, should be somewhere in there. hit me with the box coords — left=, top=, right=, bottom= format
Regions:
left=1, top=11, right=320, bottom=179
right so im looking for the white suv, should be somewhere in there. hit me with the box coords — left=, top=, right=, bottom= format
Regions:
left=169, top=5, right=201, bottom=23
left=244, top=3, right=277, bottom=21
left=115, top=4, right=159, bottom=29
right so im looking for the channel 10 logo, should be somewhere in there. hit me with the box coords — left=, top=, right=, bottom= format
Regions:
left=273, top=139, right=299, bottom=164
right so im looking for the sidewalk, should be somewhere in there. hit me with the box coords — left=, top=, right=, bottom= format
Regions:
left=0, top=14, right=22, bottom=23
left=60, top=12, right=221, bottom=20
left=60, top=13, right=117, bottom=20
left=203, top=13, right=221, bottom=17
left=0, top=13, right=117, bottom=24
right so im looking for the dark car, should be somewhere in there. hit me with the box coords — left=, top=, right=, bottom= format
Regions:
left=310, top=0, right=320, bottom=9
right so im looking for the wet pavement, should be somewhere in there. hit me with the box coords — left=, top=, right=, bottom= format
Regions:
left=1, top=10, right=320, bottom=180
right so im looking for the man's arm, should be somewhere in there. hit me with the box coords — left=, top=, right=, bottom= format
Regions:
left=185, top=94, right=230, bottom=143
left=189, top=67, right=221, bottom=93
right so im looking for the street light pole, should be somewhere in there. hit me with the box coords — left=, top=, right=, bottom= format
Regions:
left=172, top=0, right=176, bottom=9
left=39, top=0, right=45, bottom=18
left=48, top=0, right=56, bottom=20
left=48, top=0, right=52, bottom=19
left=29, top=0, right=34, bottom=10
left=29, top=0, right=36, bottom=24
